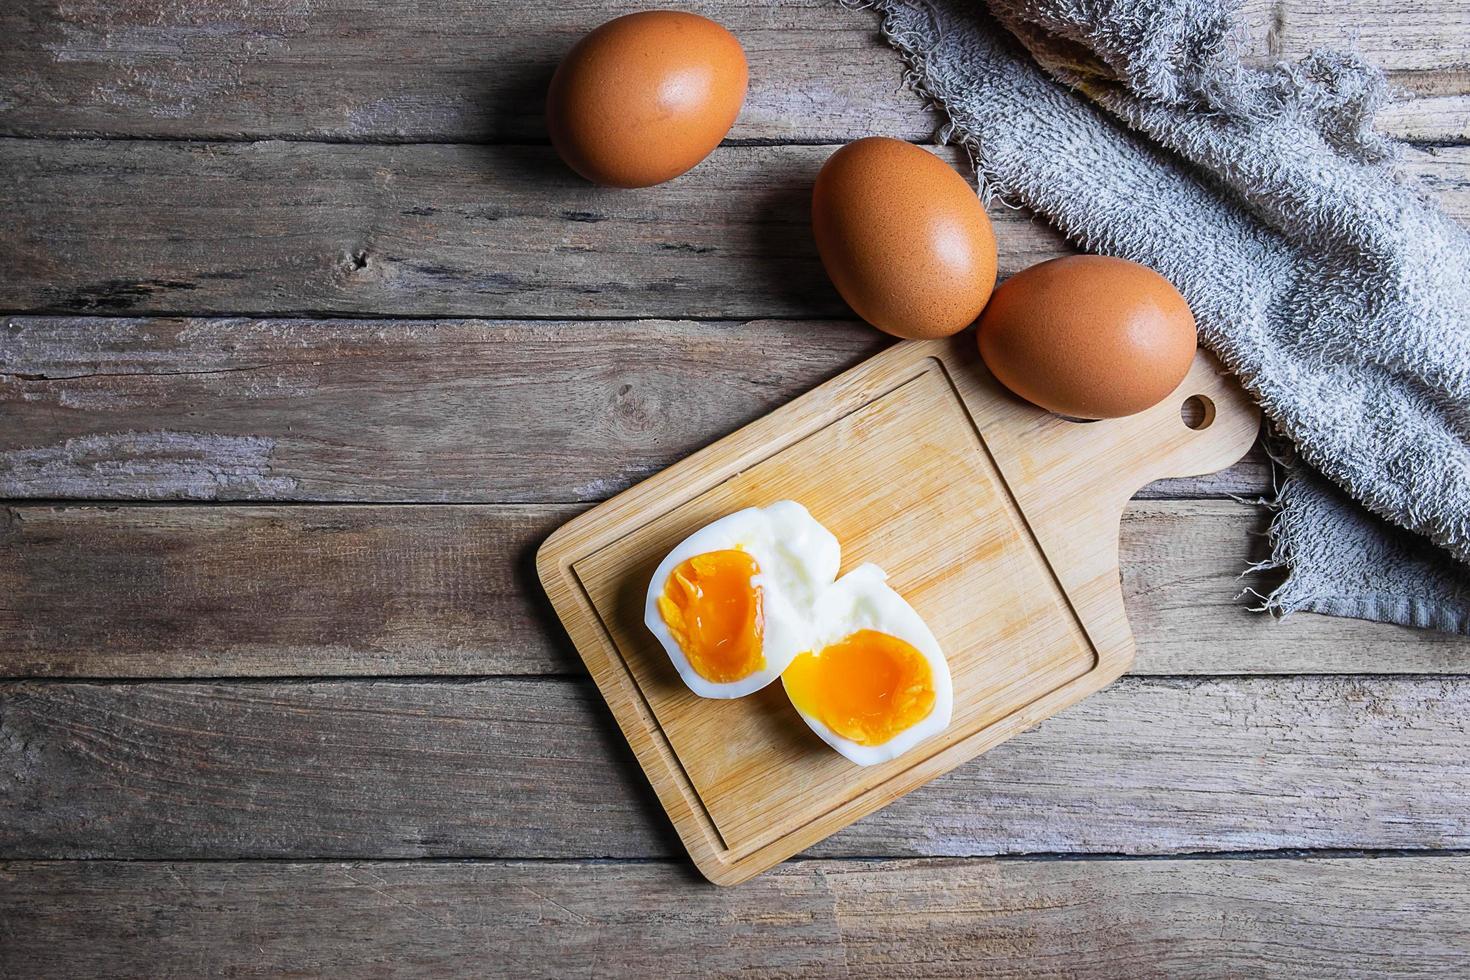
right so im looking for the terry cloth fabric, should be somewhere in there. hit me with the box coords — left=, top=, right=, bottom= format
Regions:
left=848, top=0, right=1470, bottom=633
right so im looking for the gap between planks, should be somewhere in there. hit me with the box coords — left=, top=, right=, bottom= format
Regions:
left=0, top=133, right=1462, bottom=148
left=7, top=847, right=1470, bottom=864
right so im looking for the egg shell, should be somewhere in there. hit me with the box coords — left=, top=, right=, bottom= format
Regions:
left=546, top=11, right=748, bottom=189
left=977, top=255, right=1199, bottom=419
left=812, top=137, right=998, bottom=340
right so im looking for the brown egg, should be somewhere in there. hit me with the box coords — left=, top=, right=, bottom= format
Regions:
left=977, top=255, right=1198, bottom=419
left=812, top=137, right=997, bottom=340
left=546, top=12, right=747, bottom=189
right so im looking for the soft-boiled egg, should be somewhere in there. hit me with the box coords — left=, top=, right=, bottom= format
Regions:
left=781, top=564, right=953, bottom=766
left=645, top=501, right=840, bottom=699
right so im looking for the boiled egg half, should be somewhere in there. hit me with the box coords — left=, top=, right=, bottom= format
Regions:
left=782, top=563, right=953, bottom=766
left=645, top=501, right=840, bottom=699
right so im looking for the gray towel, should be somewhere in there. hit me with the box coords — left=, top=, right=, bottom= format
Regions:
left=849, top=0, right=1470, bottom=632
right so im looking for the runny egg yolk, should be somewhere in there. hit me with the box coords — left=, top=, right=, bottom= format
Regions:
left=657, top=550, right=765, bottom=683
left=783, top=629, right=935, bottom=747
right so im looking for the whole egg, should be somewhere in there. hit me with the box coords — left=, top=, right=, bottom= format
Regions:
left=546, top=11, right=748, bottom=188
left=812, top=137, right=998, bottom=339
left=977, top=255, right=1199, bottom=419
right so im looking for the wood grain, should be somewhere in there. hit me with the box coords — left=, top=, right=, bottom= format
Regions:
left=1, top=0, right=1464, bottom=142
left=6, top=141, right=1467, bottom=319
left=1377, top=92, right=1470, bottom=145
left=1119, top=500, right=1470, bottom=673
left=1238, top=0, right=1470, bottom=73
left=0, top=140, right=1068, bottom=319
left=538, top=341, right=1257, bottom=882
left=0, top=317, right=885, bottom=501
left=6, top=500, right=1467, bottom=679
left=1, top=315, right=1269, bottom=501
left=0, top=503, right=580, bottom=677
left=5, top=856, right=1470, bottom=978
left=3, top=675, right=1467, bottom=859
left=0, top=0, right=939, bottom=143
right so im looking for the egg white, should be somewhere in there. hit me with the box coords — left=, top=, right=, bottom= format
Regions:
left=645, top=500, right=841, bottom=699
left=784, top=563, right=953, bottom=766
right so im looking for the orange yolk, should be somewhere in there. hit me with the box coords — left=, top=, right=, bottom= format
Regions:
left=657, top=550, right=765, bottom=683
left=783, top=629, right=935, bottom=747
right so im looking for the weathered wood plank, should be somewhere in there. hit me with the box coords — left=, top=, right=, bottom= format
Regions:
left=6, top=140, right=1467, bottom=319
left=3, top=675, right=1466, bottom=859
left=4, top=856, right=1469, bottom=978
left=0, top=316, right=1268, bottom=501
left=0, top=0, right=940, bottom=143
left=0, top=504, right=583, bottom=677
left=0, top=140, right=1070, bottom=319
left=5, top=501, right=1466, bottom=679
left=1, top=0, right=1463, bottom=142
left=1238, top=0, right=1470, bottom=73
left=1377, top=92, right=1470, bottom=145
left=0, top=317, right=885, bottom=500
left=1119, top=500, right=1470, bottom=672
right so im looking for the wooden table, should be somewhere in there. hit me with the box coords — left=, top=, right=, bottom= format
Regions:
left=2, top=1, right=1469, bottom=975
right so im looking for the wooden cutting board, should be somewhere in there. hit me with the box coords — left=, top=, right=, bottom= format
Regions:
left=537, top=335, right=1259, bottom=885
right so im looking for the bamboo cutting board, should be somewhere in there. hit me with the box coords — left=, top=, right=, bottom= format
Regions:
left=537, top=336, right=1259, bottom=885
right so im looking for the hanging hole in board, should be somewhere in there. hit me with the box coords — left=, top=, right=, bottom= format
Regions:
left=1181, top=394, right=1215, bottom=430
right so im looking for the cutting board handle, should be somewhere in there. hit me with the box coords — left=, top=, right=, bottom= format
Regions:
left=1036, top=348, right=1260, bottom=497
left=958, top=343, right=1262, bottom=675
